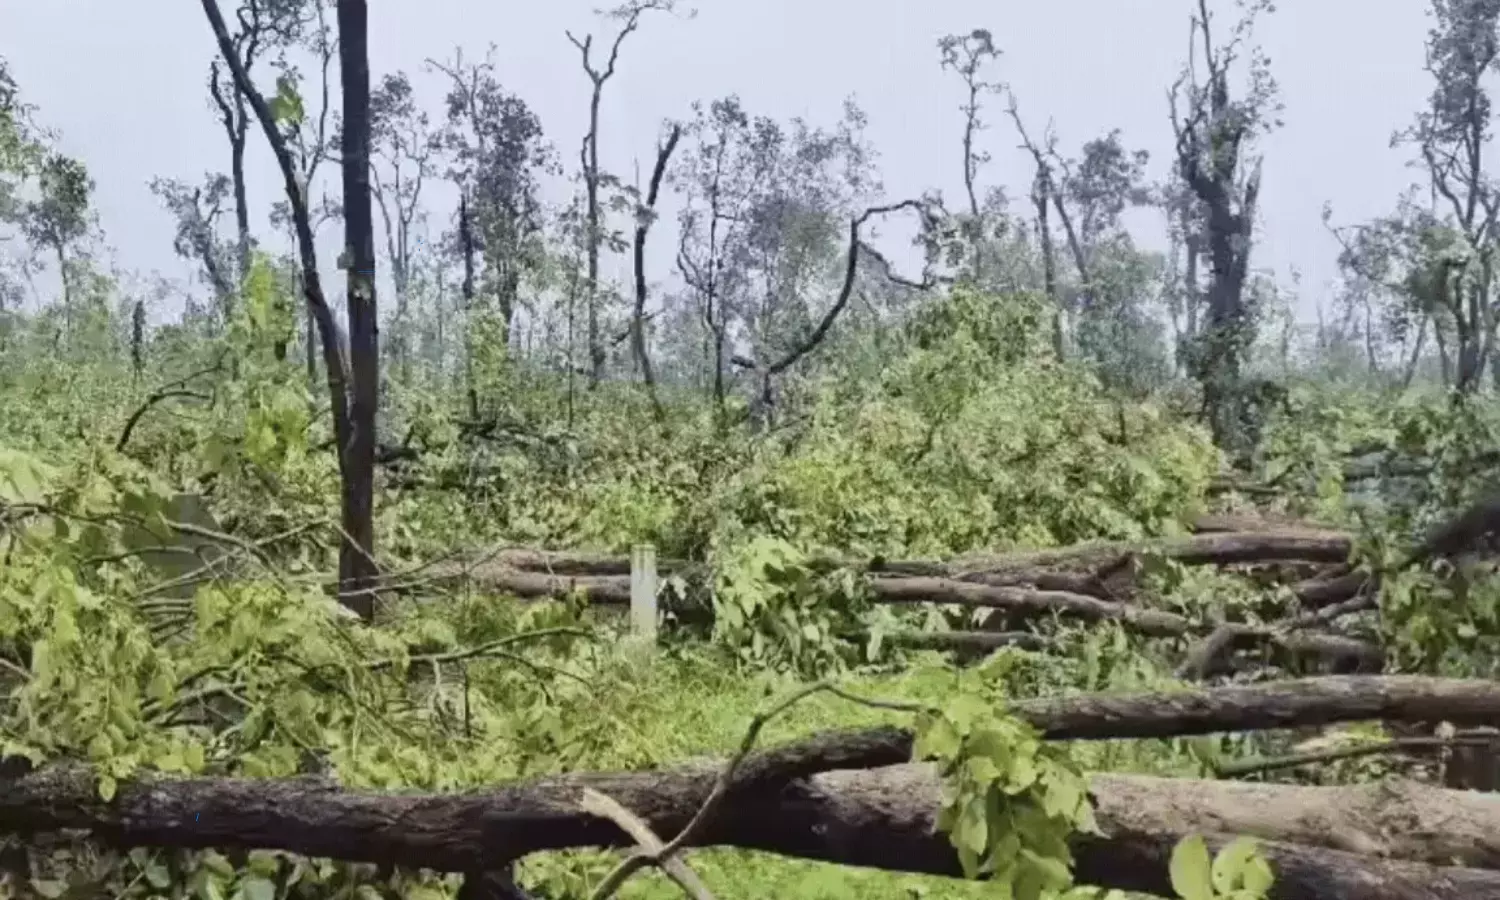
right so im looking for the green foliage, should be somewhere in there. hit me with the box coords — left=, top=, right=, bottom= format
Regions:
left=917, top=682, right=1096, bottom=895
left=708, top=536, right=867, bottom=675
left=0, top=263, right=1279, bottom=900
left=1168, top=835, right=1274, bottom=900
left=268, top=75, right=306, bottom=129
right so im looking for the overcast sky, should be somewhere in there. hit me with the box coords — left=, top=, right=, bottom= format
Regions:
left=3, top=0, right=1432, bottom=322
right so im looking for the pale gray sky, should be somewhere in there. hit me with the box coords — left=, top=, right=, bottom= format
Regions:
left=3, top=0, right=1431, bottom=321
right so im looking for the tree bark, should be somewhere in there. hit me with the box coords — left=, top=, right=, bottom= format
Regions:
left=4, top=759, right=1499, bottom=900
left=335, top=0, right=380, bottom=619
left=630, top=124, right=679, bottom=424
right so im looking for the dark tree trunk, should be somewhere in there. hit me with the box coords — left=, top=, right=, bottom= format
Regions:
left=584, top=90, right=605, bottom=384
left=459, top=190, right=479, bottom=421
left=231, top=119, right=251, bottom=289
left=336, top=0, right=379, bottom=619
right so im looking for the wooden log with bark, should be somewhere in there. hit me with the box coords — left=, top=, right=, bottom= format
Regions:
left=7, top=676, right=1500, bottom=899
left=4, top=752, right=1499, bottom=899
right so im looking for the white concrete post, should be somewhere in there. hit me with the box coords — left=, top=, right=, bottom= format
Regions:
left=629, top=543, right=658, bottom=643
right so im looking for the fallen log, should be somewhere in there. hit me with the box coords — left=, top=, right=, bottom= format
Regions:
left=3, top=758, right=1497, bottom=900
left=1190, top=513, right=1332, bottom=534
left=880, top=630, right=1047, bottom=653
left=1294, top=567, right=1372, bottom=608
left=432, top=568, right=1188, bottom=633
left=422, top=569, right=1377, bottom=670
left=416, top=529, right=1355, bottom=594
left=1176, top=624, right=1385, bottom=680
left=426, top=570, right=636, bottom=603
left=867, top=577, right=1192, bottom=636
left=955, top=530, right=1353, bottom=588
left=771, top=675, right=1500, bottom=769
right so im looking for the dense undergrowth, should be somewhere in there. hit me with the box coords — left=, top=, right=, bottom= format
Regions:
left=2, top=275, right=1497, bottom=898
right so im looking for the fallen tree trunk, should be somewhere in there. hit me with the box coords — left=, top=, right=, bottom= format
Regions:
left=4, top=759, right=1497, bottom=900
left=8, top=677, right=1500, bottom=896
left=766, top=675, right=1500, bottom=772
left=420, top=568, right=1376, bottom=669
left=867, top=577, right=1192, bottom=635
left=1176, top=623, right=1385, bottom=680
left=417, top=529, right=1354, bottom=592
left=954, top=530, right=1353, bottom=578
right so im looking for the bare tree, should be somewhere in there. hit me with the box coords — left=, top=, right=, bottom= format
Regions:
left=1004, top=96, right=1064, bottom=354
left=937, top=28, right=1003, bottom=277
left=566, top=0, right=686, bottom=384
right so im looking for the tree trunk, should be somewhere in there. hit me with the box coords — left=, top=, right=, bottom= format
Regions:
left=584, top=89, right=605, bottom=385
left=8, top=753, right=1500, bottom=900
left=335, top=0, right=379, bottom=619
left=230, top=118, right=251, bottom=301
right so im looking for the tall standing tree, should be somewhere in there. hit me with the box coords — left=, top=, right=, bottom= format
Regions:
left=149, top=175, right=236, bottom=305
left=1167, top=0, right=1281, bottom=456
left=1004, top=94, right=1065, bottom=353
left=566, top=0, right=684, bottom=384
left=334, top=0, right=379, bottom=610
left=674, top=95, right=922, bottom=425
left=1159, top=169, right=1208, bottom=375
left=269, top=0, right=340, bottom=368
left=20, top=152, right=92, bottom=337
left=937, top=28, right=1003, bottom=279
left=429, top=48, right=556, bottom=416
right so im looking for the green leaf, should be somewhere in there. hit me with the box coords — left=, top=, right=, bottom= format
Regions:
left=144, top=858, right=173, bottom=889
left=1212, top=836, right=1260, bottom=892
left=97, top=774, right=117, bottom=802
left=28, top=879, right=65, bottom=898
left=268, top=75, right=305, bottom=127
left=914, top=714, right=962, bottom=761
left=1169, top=835, right=1214, bottom=900
left=240, top=875, right=276, bottom=900
left=1238, top=850, right=1275, bottom=896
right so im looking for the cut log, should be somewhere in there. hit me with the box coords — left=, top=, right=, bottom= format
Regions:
left=2, top=760, right=1498, bottom=900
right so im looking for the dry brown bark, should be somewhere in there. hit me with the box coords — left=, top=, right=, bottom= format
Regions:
left=4, top=757, right=1498, bottom=900
left=867, top=577, right=1192, bottom=635
left=1177, top=622, right=1385, bottom=680
left=1001, top=675, right=1500, bottom=740
left=954, top=529, right=1353, bottom=574
left=1090, top=771, right=1500, bottom=867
